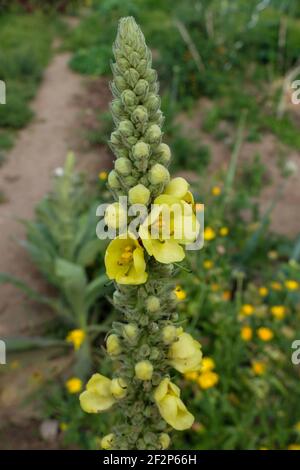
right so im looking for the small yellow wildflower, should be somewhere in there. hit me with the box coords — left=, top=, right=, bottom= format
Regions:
left=270, top=281, right=282, bottom=291
left=252, top=361, right=266, bottom=376
left=222, top=290, right=231, bottom=301
left=66, top=329, right=86, bottom=351
left=184, top=371, right=199, bottom=381
left=285, top=280, right=299, bottom=291
left=204, top=227, right=216, bottom=241
left=60, top=422, right=69, bottom=432
left=211, top=186, right=221, bottom=196
left=98, top=171, right=108, bottom=181
left=259, top=287, right=268, bottom=297
left=270, top=305, right=286, bottom=320
left=219, top=227, right=229, bottom=236
left=241, top=326, right=253, bottom=341
left=198, top=371, right=219, bottom=389
left=257, top=327, right=274, bottom=341
left=240, top=304, right=254, bottom=316
left=66, top=377, right=82, bottom=394
left=174, top=285, right=186, bottom=301
left=201, top=357, right=215, bottom=373
left=268, top=250, right=278, bottom=260
left=203, top=260, right=214, bottom=270
left=288, top=444, right=300, bottom=450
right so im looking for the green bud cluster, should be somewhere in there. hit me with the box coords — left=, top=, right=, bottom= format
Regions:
left=107, top=16, right=171, bottom=201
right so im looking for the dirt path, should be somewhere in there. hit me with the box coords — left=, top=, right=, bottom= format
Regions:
left=0, top=52, right=111, bottom=338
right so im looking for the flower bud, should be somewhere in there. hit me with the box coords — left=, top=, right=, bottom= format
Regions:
left=136, top=59, right=148, bottom=75
left=123, top=323, right=138, bottom=341
left=123, top=175, right=137, bottom=187
left=108, top=170, right=121, bottom=189
left=132, top=141, right=150, bottom=160
left=144, top=68, right=157, bottom=83
left=111, top=100, right=124, bottom=118
left=159, top=433, right=170, bottom=450
left=162, top=325, right=177, bottom=344
left=114, top=76, right=127, bottom=92
left=110, top=131, right=121, bottom=146
left=145, top=124, right=162, bottom=144
left=111, top=377, right=127, bottom=399
left=106, top=334, right=121, bottom=356
left=144, top=93, right=160, bottom=114
left=129, top=184, right=150, bottom=205
left=114, top=157, right=132, bottom=176
left=132, top=105, right=148, bottom=124
left=101, top=433, right=115, bottom=450
left=134, top=79, right=149, bottom=96
left=135, top=360, right=153, bottom=381
left=146, top=296, right=160, bottom=313
left=117, top=58, right=129, bottom=73
left=148, top=163, right=170, bottom=185
left=118, top=119, right=134, bottom=137
left=104, top=202, right=127, bottom=229
left=156, top=143, right=171, bottom=165
left=121, top=89, right=137, bottom=107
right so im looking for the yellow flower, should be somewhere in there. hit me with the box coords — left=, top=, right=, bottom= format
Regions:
left=270, top=305, right=286, bottom=320
left=204, top=226, right=216, bottom=241
left=285, top=280, right=299, bottom=291
left=99, top=171, right=108, bottom=181
left=139, top=193, right=199, bottom=264
left=174, top=285, right=186, bottom=301
left=211, top=186, right=221, bottom=196
left=66, top=377, right=82, bottom=394
left=252, top=361, right=266, bottom=376
left=101, top=433, right=115, bottom=450
left=257, top=327, right=274, bottom=341
left=241, top=326, right=253, bottom=341
left=106, top=334, right=121, bottom=356
left=201, top=357, right=215, bottom=373
left=184, top=371, right=199, bottom=381
left=168, top=330, right=202, bottom=373
left=203, top=260, right=214, bottom=270
left=198, top=371, right=219, bottom=389
left=66, top=329, right=86, bottom=351
left=79, top=374, right=116, bottom=413
left=135, top=360, right=153, bottom=380
left=154, top=378, right=194, bottom=430
left=105, top=233, right=147, bottom=285
left=288, top=444, right=300, bottom=450
left=240, top=304, right=254, bottom=316
left=270, top=281, right=282, bottom=291
left=219, top=227, right=229, bottom=236
left=259, top=287, right=268, bottom=297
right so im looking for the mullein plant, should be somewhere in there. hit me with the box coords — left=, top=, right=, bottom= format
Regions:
left=79, top=17, right=202, bottom=450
